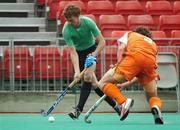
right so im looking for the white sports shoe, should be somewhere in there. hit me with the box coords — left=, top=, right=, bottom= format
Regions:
left=120, top=98, right=134, bottom=121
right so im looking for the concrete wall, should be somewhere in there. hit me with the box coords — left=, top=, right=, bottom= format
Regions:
left=0, top=91, right=178, bottom=113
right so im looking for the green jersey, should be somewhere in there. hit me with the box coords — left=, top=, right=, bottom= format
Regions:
left=62, top=16, right=100, bottom=51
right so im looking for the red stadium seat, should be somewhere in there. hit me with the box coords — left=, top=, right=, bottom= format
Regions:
left=87, top=1, right=114, bottom=23
left=87, top=1, right=114, bottom=14
left=115, top=1, right=144, bottom=20
left=3, top=48, right=32, bottom=79
left=37, top=0, right=45, bottom=6
left=159, top=15, right=180, bottom=37
left=48, top=0, right=60, bottom=3
left=174, top=1, right=180, bottom=14
left=111, top=30, right=128, bottom=46
left=58, top=1, right=86, bottom=15
left=128, top=15, right=156, bottom=30
left=151, top=31, right=169, bottom=46
left=138, top=0, right=166, bottom=7
left=58, top=1, right=86, bottom=28
left=34, top=48, right=61, bottom=79
left=171, top=30, right=180, bottom=46
left=48, top=0, right=60, bottom=20
left=99, top=15, right=127, bottom=39
left=81, top=0, right=109, bottom=1
left=146, top=1, right=173, bottom=24
left=83, top=14, right=96, bottom=22
left=61, top=48, right=73, bottom=78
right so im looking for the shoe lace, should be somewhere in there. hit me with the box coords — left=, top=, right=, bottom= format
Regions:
left=72, top=107, right=80, bottom=116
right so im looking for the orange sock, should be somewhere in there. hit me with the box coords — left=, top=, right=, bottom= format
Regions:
left=149, top=97, right=162, bottom=109
left=102, top=83, right=126, bottom=105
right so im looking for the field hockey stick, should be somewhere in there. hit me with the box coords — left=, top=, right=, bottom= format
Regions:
left=84, top=94, right=107, bottom=123
left=41, top=69, right=86, bottom=117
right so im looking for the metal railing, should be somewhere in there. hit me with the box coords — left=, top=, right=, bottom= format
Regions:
left=0, top=44, right=72, bottom=92
left=0, top=38, right=179, bottom=93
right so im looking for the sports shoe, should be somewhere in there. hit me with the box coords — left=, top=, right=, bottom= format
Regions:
left=151, top=105, right=164, bottom=124
left=68, top=107, right=81, bottom=120
left=114, top=105, right=122, bottom=116
left=120, top=98, right=134, bottom=121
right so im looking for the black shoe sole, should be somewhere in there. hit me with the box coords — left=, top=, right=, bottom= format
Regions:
left=120, top=110, right=129, bottom=121
left=68, top=113, right=77, bottom=120
left=120, top=99, right=134, bottom=121
left=151, top=107, right=164, bottom=125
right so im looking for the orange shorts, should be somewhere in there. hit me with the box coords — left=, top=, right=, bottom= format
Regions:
left=115, top=52, right=158, bottom=85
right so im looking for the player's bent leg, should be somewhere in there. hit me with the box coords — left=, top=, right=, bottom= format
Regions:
left=68, top=64, right=96, bottom=120
left=98, top=68, right=121, bottom=89
left=102, top=83, right=134, bottom=121
left=144, top=80, right=164, bottom=125
left=91, top=73, right=122, bottom=116
left=68, top=79, right=92, bottom=120
left=99, top=69, right=134, bottom=121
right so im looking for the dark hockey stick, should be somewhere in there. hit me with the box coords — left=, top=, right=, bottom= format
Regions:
left=41, top=69, right=86, bottom=116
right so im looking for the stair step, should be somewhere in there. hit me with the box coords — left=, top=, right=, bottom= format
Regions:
left=0, top=3, right=34, bottom=17
left=0, top=32, right=57, bottom=45
left=0, top=0, right=16, bottom=3
left=0, top=18, right=45, bottom=32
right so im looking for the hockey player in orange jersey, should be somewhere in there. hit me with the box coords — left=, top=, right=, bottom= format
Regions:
left=85, top=26, right=164, bottom=124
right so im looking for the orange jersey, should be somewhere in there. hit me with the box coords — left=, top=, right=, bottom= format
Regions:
left=128, top=32, right=157, bottom=59
left=116, top=32, right=159, bottom=85
left=125, top=32, right=157, bottom=61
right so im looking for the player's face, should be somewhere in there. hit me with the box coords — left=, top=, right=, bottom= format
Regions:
left=66, top=16, right=80, bottom=27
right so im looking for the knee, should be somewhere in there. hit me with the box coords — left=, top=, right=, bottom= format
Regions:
left=84, top=73, right=92, bottom=82
left=98, top=80, right=107, bottom=90
left=91, top=80, right=98, bottom=88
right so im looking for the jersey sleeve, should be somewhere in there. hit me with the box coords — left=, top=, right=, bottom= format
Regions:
left=86, top=18, right=100, bottom=37
left=117, top=32, right=128, bottom=45
left=62, top=26, right=74, bottom=46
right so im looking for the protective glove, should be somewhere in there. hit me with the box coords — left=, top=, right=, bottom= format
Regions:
left=84, top=55, right=97, bottom=68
